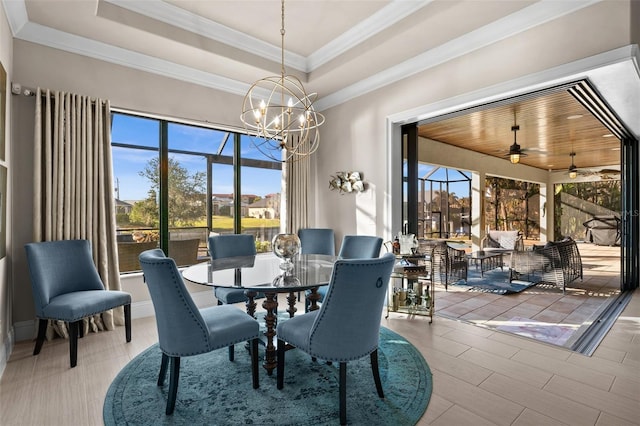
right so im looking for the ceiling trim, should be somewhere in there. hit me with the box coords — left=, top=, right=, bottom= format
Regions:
left=2, top=0, right=604, bottom=113
left=315, top=0, right=601, bottom=111
left=103, top=0, right=306, bottom=72
left=388, top=45, right=640, bottom=130
left=19, top=20, right=252, bottom=96
left=103, top=0, right=433, bottom=74
left=306, top=0, right=434, bottom=71
left=2, top=0, right=27, bottom=34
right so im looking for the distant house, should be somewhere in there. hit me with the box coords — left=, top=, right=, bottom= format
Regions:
left=115, top=199, right=133, bottom=214
left=248, top=193, right=280, bottom=219
left=211, top=194, right=250, bottom=217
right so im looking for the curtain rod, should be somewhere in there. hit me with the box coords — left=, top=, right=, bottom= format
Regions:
left=10, top=82, right=36, bottom=97
left=13, top=83, right=243, bottom=133
left=11, top=83, right=108, bottom=106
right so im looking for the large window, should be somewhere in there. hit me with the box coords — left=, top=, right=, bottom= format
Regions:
left=111, top=112, right=283, bottom=273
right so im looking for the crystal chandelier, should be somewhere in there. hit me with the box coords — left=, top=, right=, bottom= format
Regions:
left=240, top=0, right=324, bottom=163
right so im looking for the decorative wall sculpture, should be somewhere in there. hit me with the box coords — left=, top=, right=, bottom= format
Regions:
left=329, top=171, right=365, bottom=194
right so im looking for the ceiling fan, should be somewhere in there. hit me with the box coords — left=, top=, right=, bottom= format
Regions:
left=504, top=124, right=526, bottom=164
left=568, top=152, right=579, bottom=178
left=567, top=152, right=620, bottom=180
left=501, top=110, right=547, bottom=163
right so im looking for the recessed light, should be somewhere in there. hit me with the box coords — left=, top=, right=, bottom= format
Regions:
left=567, top=115, right=583, bottom=120
left=602, top=134, right=614, bottom=138
left=611, top=147, right=620, bottom=151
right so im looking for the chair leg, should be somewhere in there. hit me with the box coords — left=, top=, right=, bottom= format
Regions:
left=158, top=353, right=169, bottom=386
left=124, top=304, right=132, bottom=342
left=251, top=338, right=259, bottom=389
left=370, top=350, right=384, bottom=398
left=276, top=338, right=286, bottom=390
left=166, top=356, right=180, bottom=415
left=69, top=320, right=81, bottom=368
left=33, top=319, right=48, bottom=356
left=228, top=344, right=234, bottom=361
left=339, top=362, right=347, bottom=426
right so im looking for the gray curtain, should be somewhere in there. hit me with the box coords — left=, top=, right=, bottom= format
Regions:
left=33, top=88, right=123, bottom=336
left=285, top=145, right=310, bottom=234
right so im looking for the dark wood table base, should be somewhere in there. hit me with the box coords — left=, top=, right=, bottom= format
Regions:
left=253, top=288, right=320, bottom=376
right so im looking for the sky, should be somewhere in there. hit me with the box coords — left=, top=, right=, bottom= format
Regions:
left=111, top=114, right=282, bottom=201
left=414, top=163, right=471, bottom=199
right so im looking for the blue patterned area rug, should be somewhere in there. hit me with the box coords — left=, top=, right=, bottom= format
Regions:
left=452, top=267, right=540, bottom=294
left=103, top=327, right=432, bottom=426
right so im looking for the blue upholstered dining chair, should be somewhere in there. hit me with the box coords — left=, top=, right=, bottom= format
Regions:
left=298, top=228, right=336, bottom=306
left=208, top=234, right=265, bottom=310
left=276, top=253, right=395, bottom=426
left=298, top=228, right=336, bottom=256
left=24, top=239, right=132, bottom=368
left=139, top=249, right=260, bottom=415
left=338, top=235, right=383, bottom=259
left=309, top=235, right=383, bottom=310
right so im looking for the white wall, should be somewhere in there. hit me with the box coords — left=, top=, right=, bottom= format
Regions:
left=5, top=0, right=636, bottom=342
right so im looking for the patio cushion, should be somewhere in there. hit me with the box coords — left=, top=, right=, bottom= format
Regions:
left=483, top=230, right=522, bottom=251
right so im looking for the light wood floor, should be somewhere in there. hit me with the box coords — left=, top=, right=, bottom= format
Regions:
left=1, top=285, right=638, bottom=425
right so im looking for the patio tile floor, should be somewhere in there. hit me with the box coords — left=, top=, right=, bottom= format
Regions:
left=434, top=242, right=621, bottom=350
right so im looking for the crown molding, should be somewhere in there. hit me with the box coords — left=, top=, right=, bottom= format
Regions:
left=1, top=0, right=27, bottom=35
left=306, top=0, right=433, bottom=71
left=17, top=20, right=251, bottom=96
left=315, top=0, right=602, bottom=111
left=103, top=0, right=307, bottom=72
left=4, top=0, right=604, bottom=113
left=104, top=0, right=432, bottom=74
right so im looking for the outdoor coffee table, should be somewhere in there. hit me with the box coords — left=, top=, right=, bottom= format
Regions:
left=468, top=250, right=508, bottom=277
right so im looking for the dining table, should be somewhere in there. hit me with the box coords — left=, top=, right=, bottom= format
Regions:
left=182, top=253, right=337, bottom=375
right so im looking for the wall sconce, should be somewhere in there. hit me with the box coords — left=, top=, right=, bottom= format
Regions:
left=329, top=171, right=365, bottom=194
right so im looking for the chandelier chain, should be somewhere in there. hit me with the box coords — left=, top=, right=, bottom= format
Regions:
left=281, top=0, right=285, bottom=78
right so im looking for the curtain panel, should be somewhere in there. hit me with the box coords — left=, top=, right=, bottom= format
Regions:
left=33, top=88, right=123, bottom=335
left=285, top=151, right=310, bottom=234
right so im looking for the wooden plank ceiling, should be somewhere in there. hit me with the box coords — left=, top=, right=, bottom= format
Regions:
left=417, top=90, right=621, bottom=175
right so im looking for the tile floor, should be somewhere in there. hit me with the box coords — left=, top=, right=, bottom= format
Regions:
left=432, top=242, right=622, bottom=349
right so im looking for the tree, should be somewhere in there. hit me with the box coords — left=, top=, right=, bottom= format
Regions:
left=129, top=189, right=159, bottom=227
left=136, top=157, right=207, bottom=227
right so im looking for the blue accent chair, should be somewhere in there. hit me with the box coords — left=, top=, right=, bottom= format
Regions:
left=139, top=249, right=260, bottom=415
left=24, top=239, right=132, bottom=368
left=299, top=228, right=336, bottom=307
left=310, top=235, right=383, bottom=310
left=276, top=253, right=395, bottom=425
left=298, top=228, right=336, bottom=256
left=208, top=234, right=265, bottom=309
left=338, top=235, right=383, bottom=259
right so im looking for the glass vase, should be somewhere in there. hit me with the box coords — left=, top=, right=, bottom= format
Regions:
left=272, top=233, right=301, bottom=271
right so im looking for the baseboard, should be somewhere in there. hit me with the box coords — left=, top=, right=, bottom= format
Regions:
left=0, top=326, right=15, bottom=378
left=13, top=319, right=35, bottom=343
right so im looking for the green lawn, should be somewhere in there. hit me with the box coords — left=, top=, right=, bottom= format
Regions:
left=209, top=216, right=280, bottom=231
